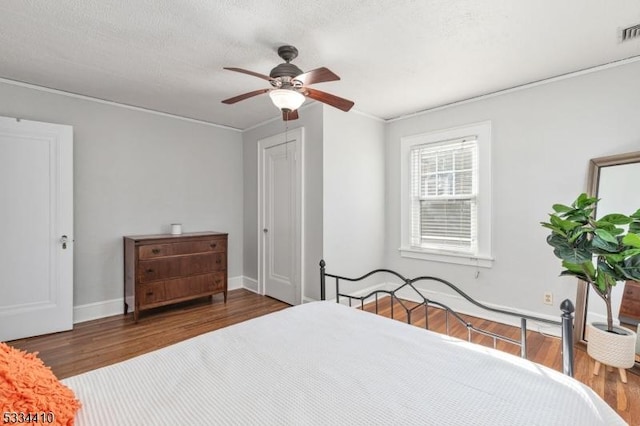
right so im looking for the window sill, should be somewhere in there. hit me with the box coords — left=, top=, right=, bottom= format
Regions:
left=398, top=247, right=494, bottom=268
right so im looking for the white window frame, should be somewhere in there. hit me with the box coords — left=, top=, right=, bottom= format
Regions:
left=400, top=121, right=493, bottom=268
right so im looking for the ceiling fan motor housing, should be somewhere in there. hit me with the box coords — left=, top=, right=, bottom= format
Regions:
left=270, top=62, right=303, bottom=79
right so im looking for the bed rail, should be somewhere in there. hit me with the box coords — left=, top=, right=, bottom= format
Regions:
left=319, top=260, right=575, bottom=377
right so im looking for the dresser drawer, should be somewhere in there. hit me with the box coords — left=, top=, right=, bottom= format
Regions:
left=138, top=283, right=166, bottom=305
left=164, top=273, right=226, bottom=300
left=137, top=252, right=226, bottom=283
left=139, top=238, right=226, bottom=259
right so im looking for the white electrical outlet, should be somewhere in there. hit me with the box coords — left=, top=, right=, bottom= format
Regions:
left=543, top=292, right=553, bottom=305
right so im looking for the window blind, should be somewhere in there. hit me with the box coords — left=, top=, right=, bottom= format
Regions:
left=410, top=136, right=478, bottom=252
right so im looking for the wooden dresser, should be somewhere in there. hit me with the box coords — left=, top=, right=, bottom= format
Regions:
left=619, top=280, right=640, bottom=326
left=124, top=231, right=228, bottom=322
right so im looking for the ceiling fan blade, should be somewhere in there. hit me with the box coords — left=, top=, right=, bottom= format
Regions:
left=282, top=110, right=299, bottom=121
left=221, top=88, right=270, bottom=104
left=304, top=88, right=354, bottom=112
left=223, top=67, right=273, bottom=81
left=294, top=67, right=340, bottom=85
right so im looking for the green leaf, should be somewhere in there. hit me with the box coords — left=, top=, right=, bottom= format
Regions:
left=630, top=209, right=640, bottom=219
left=594, top=221, right=618, bottom=233
left=575, top=193, right=598, bottom=209
left=574, top=193, right=587, bottom=208
left=540, top=221, right=564, bottom=234
left=562, top=260, right=584, bottom=273
left=598, top=214, right=631, bottom=225
left=604, top=253, right=626, bottom=263
left=545, top=216, right=568, bottom=236
left=622, top=233, right=640, bottom=249
left=552, top=204, right=572, bottom=213
left=608, top=227, right=625, bottom=236
left=591, top=235, right=619, bottom=253
left=548, top=234, right=592, bottom=263
left=594, top=229, right=618, bottom=244
left=547, top=214, right=581, bottom=233
left=582, top=260, right=597, bottom=281
left=564, top=213, right=590, bottom=223
left=562, top=260, right=594, bottom=281
left=568, top=229, right=588, bottom=244
left=623, top=255, right=640, bottom=281
left=595, top=273, right=607, bottom=292
left=621, top=248, right=640, bottom=257
left=629, top=221, right=640, bottom=234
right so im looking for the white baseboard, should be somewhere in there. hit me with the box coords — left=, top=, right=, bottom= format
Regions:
left=74, top=298, right=124, bottom=324
left=326, top=282, right=390, bottom=306
left=73, top=275, right=252, bottom=324
left=242, top=276, right=259, bottom=293
left=228, top=275, right=243, bottom=291
left=383, top=283, right=562, bottom=337
left=315, top=280, right=562, bottom=337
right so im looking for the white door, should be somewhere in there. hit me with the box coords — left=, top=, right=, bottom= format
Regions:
left=0, top=117, right=73, bottom=341
left=258, top=128, right=303, bottom=305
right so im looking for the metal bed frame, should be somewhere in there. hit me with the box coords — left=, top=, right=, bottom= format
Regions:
left=319, top=260, right=576, bottom=377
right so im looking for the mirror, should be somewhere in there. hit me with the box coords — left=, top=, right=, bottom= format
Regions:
left=575, top=151, right=640, bottom=366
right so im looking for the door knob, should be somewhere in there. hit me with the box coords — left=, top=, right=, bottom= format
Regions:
left=263, top=228, right=268, bottom=233
left=60, top=235, right=68, bottom=249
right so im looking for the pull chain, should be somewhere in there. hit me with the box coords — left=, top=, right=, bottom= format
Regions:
left=284, top=110, right=290, bottom=159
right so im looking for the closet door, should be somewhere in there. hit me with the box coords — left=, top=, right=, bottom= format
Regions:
left=258, top=128, right=303, bottom=306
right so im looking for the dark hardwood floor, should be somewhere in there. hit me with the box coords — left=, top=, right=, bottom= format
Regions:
left=8, top=289, right=639, bottom=424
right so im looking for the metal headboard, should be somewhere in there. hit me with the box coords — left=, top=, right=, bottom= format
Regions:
left=319, top=260, right=575, bottom=377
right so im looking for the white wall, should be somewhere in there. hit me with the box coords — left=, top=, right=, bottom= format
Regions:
left=0, top=82, right=243, bottom=312
left=242, top=103, right=324, bottom=300
left=385, top=60, right=640, bottom=319
left=322, top=108, right=386, bottom=298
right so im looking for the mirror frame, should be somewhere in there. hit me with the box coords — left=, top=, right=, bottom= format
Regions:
left=575, top=150, right=640, bottom=345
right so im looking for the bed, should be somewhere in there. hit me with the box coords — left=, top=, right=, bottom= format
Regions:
left=59, top=263, right=625, bottom=425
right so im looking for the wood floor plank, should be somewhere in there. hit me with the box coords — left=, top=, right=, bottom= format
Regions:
left=6, top=291, right=639, bottom=424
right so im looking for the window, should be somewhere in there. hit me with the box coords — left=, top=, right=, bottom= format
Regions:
left=410, top=138, right=477, bottom=252
left=400, top=122, right=493, bottom=267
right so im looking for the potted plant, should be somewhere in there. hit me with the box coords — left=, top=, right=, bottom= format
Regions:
left=541, top=193, right=640, bottom=382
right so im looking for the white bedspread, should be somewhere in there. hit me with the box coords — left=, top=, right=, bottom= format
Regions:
left=63, top=301, right=625, bottom=425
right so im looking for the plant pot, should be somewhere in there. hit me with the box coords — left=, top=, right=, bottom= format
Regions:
left=587, top=322, right=637, bottom=369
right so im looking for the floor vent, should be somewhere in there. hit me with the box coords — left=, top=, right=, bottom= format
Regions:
left=621, top=24, right=640, bottom=42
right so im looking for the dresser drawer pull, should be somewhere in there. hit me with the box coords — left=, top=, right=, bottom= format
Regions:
left=216, top=259, right=221, bottom=264
left=210, top=243, right=217, bottom=249
left=152, top=248, right=161, bottom=254
left=146, top=268, right=154, bottom=273
left=146, top=291, right=154, bottom=296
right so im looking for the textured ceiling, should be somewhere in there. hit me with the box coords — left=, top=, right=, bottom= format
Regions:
left=1, top=1, right=639, bottom=130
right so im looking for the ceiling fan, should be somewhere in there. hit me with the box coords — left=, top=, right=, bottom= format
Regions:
left=222, top=45, right=354, bottom=121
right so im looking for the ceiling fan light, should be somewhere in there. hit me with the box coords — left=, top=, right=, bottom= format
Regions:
left=269, top=89, right=305, bottom=111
